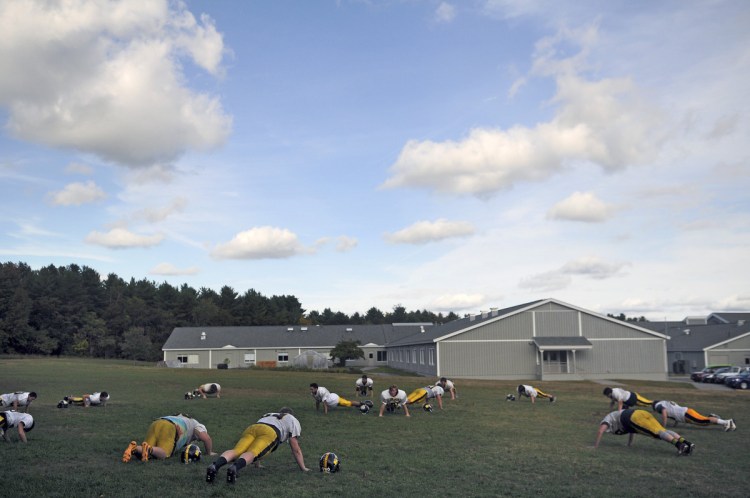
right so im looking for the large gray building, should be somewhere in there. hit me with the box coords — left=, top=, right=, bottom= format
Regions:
left=162, top=298, right=671, bottom=381
left=386, top=299, right=669, bottom=381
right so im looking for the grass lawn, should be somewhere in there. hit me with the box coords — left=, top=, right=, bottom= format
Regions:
left=1, top=357, right=749, bottom=497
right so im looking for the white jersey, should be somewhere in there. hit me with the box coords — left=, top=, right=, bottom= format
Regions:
left=312, top=386, right=330, bottom=403
left=0, top=392, right=32, bottom=408
left=355, top=378, right=373, bottom=388
left=608, top=388, right=631, bottom=403
left=257, top=413, right=302, bottom=443
left=426, top=385, right=444, bottom=399
left=653, top=400, right=688, bottom=423
left=1, top=411, right=34, bottom=430
left=380, top=389, right=407, bottom=405
left=89, top=392, right=108, bottom=405
left=439, top=379, right=454, bottom=390
left=200, top=383, right=221, bottom=395
left=519, top=385, right=538, bottom=398
left=600, top=410, right=626, bottom=434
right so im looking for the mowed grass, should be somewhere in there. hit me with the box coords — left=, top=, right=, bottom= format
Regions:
left=1, top=357, right=749, bottom=497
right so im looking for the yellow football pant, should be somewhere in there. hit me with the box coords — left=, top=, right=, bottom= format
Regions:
left=407, top=388, right=428, bottom=404
left=337, top=397, right=353, bottom=407
left=625, top=410, right=667, bottom=439
left=232, top=424, right=279, bottom=461
left=144, top=419, right=178, bottom=456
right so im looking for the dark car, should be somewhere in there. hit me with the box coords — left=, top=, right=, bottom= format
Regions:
left=726, top=371, right=750, bottom=390
left=703, top=367, right=732, bottom=383
left=691, top=365, right=731, bottom=382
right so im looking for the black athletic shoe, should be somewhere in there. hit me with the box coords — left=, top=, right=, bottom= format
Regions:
left=206, top=464, right=217, bottom=483
left=227, top=467, right=237, bottom=485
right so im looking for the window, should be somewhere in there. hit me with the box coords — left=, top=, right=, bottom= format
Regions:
left=428, top=348, right=435, bottom=366
left=244, top=353, right=256, bottom=365
left=377, top=351, right=387, bottom=362
left=411, top=349, right=417, bottom=363
left=419, top=349, right=424, bottom=365
left=177, top=354, right=198, bottom=364
left=177, top=355, right=187, bottom=363
left=277, top=352, right=289, bottom=363
left=369, top=353, right=373, bottom=359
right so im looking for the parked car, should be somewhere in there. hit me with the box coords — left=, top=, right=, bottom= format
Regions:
left=714, top=366, right=746, bottom=384
left=726, top=371, right=750, bottom=390
left=691, top=365, right=731, bottom=382
left=703, top=367, right=732, bottom=383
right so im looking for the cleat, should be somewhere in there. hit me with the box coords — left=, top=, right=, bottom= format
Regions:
left=141, top=442, right=151, bottom=462
left=227, top=466, right=237, bottom=485
left=550, top=396, right=556, bottom=403
left=726, top=419, right=736, bottom=432
left=122, top=441, right=137, bottom=463
left=206, top=464, right=217, bottom=484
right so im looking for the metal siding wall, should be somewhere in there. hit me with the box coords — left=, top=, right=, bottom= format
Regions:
left=458, top=312, right=532, bottom=341
left=534, top=310, right=579, bottom=337
left=581, top=314, right=653, bottom=339
left=440, top=341, right=536, bottom=377
left=579, top=339, right=665, bottom=374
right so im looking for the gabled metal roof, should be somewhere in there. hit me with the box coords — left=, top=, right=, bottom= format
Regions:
left=533, top=336, right=593, bottom=350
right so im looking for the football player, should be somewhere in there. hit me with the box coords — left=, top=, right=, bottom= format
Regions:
left=603, top=386, right=652, bottom=411
left=0, top=391, right=37, bottom=412
left=309, top=383, right=372, bottom=414
left=652, top=400, right=736, bottom=431
left=205, top=407, right=310, bottom=485
left=0, top=410, right=34, bottom=443
left=379, top=385, right=409, bottom=417
left=355, top=374, right=374, bottom=397
left=196, top=383, right=221, bottom=398
left=594, top=408, right=695, bottom=455
left=517, top=384, right=556, bottom=403
left=436, top=377, right=457, bottom=400
left=122, top=413, right=216, bottom=462
left=404, top=384, right=444, bottom=411
left=65, top=391, right=109, bottom=407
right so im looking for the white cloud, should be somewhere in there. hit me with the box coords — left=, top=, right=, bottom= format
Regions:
left=382, top=25, right=664, bottom=197
left=384, top=219, right=475, bottom=244
left=335, top=235, right=358, bottom=252
left=49, top=181, right=106, bottom=206
left=706, top=113, right=740, bottom=140
left=150, top=262, right=199, bottom=276
left=520, top=256, right=628, bottom=290
left=211, top=226, right=311, bottom=260
left=430, top=293, right=486, bottom=311
left=435, top=2, right=456, bottom=23
left=85, top=227, right=164, bottom=248
left=133, top=197, right=188, bottom=223
left=0, top=0, right=231, bottom=168
left=546, top=191, right=614, bottom=222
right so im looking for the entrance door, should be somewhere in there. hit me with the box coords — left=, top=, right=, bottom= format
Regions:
left=542, top=351, right=568, bottom=374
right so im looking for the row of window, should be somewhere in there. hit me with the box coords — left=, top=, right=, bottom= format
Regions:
left=178, top=350, right=388, bottom=364
left=390, top=347, right=435, bottom=366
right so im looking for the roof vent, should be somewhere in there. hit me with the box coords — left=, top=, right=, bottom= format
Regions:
left=420, top=326, right=425, bottom=333
left=739, top=320, right=746, bottom=326
left=481, top=310, right=488, bottom=319
left=200, top=331, right=206, bottom=341
left=469, top=313, right=475, bottom=322
left=490, top=307, right=498, bottom=317
left=301, top=327, right=308, bottom=331
left=287, top=327, right=294, bottom=332
left=684, top=329, right=690, bottom=335
left=346, top=327, right=353, bottom=332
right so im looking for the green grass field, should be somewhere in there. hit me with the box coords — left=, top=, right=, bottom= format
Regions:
left=1, top=357, right=749, bottom=497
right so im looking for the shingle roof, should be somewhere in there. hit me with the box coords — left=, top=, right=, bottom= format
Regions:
left=162, top=324, right=426, bottom=350
left=640, top=322, right=750, bottom=351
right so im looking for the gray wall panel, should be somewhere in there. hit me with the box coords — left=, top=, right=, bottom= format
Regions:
left=534, top=310, right=579, bottom=337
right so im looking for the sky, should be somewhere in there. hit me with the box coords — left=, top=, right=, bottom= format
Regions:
left=1, top=0, right=748, bottom=321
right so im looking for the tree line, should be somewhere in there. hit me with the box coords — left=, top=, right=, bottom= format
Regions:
left=0, top=262, right=459, bottom=361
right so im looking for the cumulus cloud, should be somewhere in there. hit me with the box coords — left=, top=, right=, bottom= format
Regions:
left=211, top=226, right=311, bottom=260
left=382, top=25, right=664, bottom=196
left=520, top=256, right=628, bottom=290
left=49, top=181, right=106, bottom=206
left=0, top=0, right=231, bottom=168
left=150, top=262, right=199, bottom=276
left=85, top=227, right=164, bottom=248
left=384, top=219, right=475, bottom=245
left=546, top=191, right=614, bottom=222
left=335, top=235, right=358, bottom=252
left=435, top=2, right=456, bottom=23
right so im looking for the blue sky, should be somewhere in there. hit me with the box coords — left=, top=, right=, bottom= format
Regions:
left=1, top=0, right=748, bottom=320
